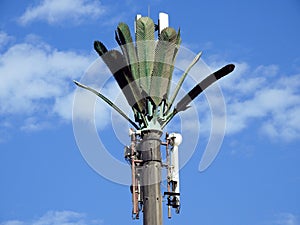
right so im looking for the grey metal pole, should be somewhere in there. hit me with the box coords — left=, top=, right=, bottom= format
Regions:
left=140, top=129, right=163, bottom=225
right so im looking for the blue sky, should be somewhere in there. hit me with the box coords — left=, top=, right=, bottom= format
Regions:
left=1, top=0, right=300, bottom=225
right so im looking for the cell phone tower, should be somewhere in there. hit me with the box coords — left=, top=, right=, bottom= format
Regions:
left=74, top=12, right=235, bottom=225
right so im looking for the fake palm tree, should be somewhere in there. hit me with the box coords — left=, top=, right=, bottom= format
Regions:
left=74, top=17, right=234, bottom=130
left=74, top=15, right=235, bottom=225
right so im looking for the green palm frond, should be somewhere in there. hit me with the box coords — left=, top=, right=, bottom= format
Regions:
left=171, top=28, right=181, bottom=64
left=73, top=80, right=140, bottom=130
left=79, top=18, right=236, bottom=130
left=162, top=64, right=235, bottom=128
left=175, top=64, right=235, bottom=112
left=135, top=17, right=155, bottom=93
left=167, top=51, right=202, bottom=113
left=150, top=27, right=178, bottom=106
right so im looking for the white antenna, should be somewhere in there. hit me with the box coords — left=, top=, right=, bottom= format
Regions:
left=134, top=14, right=142, bottom=33
left=135, top=12, right=169, bottom=35
left=168, top=133, right=182, bottom=214
left=158, top=12, right=169, bottom=34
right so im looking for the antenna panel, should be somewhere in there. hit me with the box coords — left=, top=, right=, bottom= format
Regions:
left=134, top=14, right=142, bottom=33
left=159, top=12, right=169, bottom=34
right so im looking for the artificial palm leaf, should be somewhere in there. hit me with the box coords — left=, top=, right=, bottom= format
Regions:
left=135, top=17, right=155, bottom=93
left=175, top=64, right=235, bottom=112
left=73, top=80, right=139, bottom=130
left=167, top=51, right=202, bottom=113
left=115, top=23, right=140, bottom=82
left=172, top=28, right=181, bottom=62
left=161, top=64, right=235, bottom=128
left=94, top=48, right=145, bottom=113
left=150, top=27, right=178, bottom=106
left=94, top=41, right=108, bottom=56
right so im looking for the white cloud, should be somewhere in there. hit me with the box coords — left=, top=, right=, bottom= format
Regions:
left=272, top=213, right=299, bottom=225
left=20, top=117, right=52, bottom=132
left=54, top=91, right=76, bottom=121
left=226, top=87, right=300, bottom=132
left=18, top=0, right=105, bottom=25
left=1, top=31, right=300, bottom=143
left=0, top=221, right=25, bottom=225
left=0, top=34, right=94, bottom=130
left=0, top=210, right=103, bottom=225
left=222, top=64, right=300, bottom=141
left=254, top=64, right=279, bottom=77
left=0, top=32, right=135, bottom=135
left=0, top=32, right=14, bottom=49
left=175, top=60, right=300, bottom=142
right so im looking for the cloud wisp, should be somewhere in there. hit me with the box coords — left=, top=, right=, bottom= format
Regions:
left=221, top=63, right=300, bottom=141
left=18, top=0, right=105, bottom=26
left=272, top=212, right=299, bottom=225
left=0, top=210, right=103, bottom=225
left=0, top=32, right=15, bottom=50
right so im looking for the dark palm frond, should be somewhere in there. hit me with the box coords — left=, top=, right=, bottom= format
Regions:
left=94, top=41, right=108, bottom=56
left=161, top=64, right=235, bottom=128
left=175, top=64, right=235, bottom=112
left=167, top=51, right=202, bottom=113
left=115, top=23, right=140, bottom=82
left=115, top=31, right=122, bottom=46
left=96, top=49, right=145, bottom=113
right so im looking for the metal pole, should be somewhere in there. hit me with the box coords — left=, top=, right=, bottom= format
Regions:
left=140, top=129, right=163, bottom=225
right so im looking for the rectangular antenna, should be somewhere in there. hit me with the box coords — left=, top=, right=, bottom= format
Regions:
left=159, top=12, right=169, bottom=34
left=134, top=14, right=142, bottom=33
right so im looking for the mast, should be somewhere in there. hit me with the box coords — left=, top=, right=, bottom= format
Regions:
left=140, top=130, right=163, bottom=225
left=74, top=11, right=235, bottom=225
